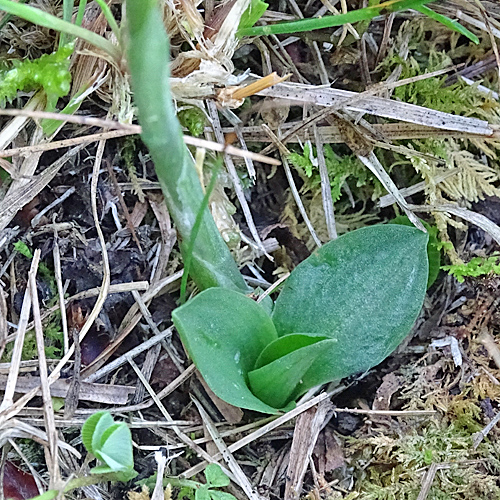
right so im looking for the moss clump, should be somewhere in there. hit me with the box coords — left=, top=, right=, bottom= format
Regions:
left=0, top=45, right=72, bottom=107
left=288, top=142, right=383, bottom=204
left=348, top=419, right=500, bottom=500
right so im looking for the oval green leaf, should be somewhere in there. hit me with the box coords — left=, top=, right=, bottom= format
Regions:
left=205, top=464, right=230, bottom=488
left=271, top=225, right=428, bottom=391
left=172, top=288, right=280, bottom=413
left=390, top=216, right=440, bottom=287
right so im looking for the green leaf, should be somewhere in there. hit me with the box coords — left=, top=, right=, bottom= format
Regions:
left=204, top=464, right=230, bottom=488
left=254, top=333, right=330, bottom=369
left=95, top=423, right=134, bottom=472
left=91, top=411, right=115, bottom=453
left=415, top=5, right=479, bottom=44
left=271, top=225, right=428, bottom=394
left=209, top=492, right=238, bottom=500
left=238, top=0, right=268, bottom=31
left=51, top=397, right=65, bottom=412
left=195, top=486, right=211, bottom=500
left=237, top=0, right=436, bottom=37
left=248, top=338, right=333, bottom=408
left=390, top=216, right=441, bottom=287
left=172, top=288, right=279, bottom=414
left=82, top=412, right=134, bottom=474
left=14, top=241, right=33, bottom=259
left=81, top=411, right=111, bottom=454
left=179, top=486, right=196, bottom=500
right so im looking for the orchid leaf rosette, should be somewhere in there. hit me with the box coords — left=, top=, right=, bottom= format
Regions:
left=173, top=224, right=429, bottom=413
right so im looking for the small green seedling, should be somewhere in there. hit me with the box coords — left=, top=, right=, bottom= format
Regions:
left=139, top=463, right=236, bottom=500
left=178, top=464, right=236, bottom=500
left=174, top=225, right=429, bottom=413
left=25, top=412, right=136, bottom=500
left=81, top=411, right=136, bottom=478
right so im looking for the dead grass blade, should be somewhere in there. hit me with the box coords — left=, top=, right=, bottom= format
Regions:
left=193, top=397, right=264, bottom=500
left=258, top=82, right=494, bottom=135
left=0, top=112, right=280, bottom=165
left=29, top=249, right=60, bottom=488
left=409, top=203, right=500, bottom=245
left=285, top=399, right=333, bottom=500
left=0, top=144, right=86, bottom=232
left=0, top=255, right=38, bottom=412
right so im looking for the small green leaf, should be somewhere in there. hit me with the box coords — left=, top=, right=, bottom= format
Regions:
left=14, top=241, right=33, bottom=259
left=179, top=486, right=196, bottom=500
left=82, top=412, right=134, bottom=474
left=249, top=338, right=332, bottom=408
left=254, top=333, right=330, bottom=369
left=209, top=491, right=238, bottom=500
left=51, top=396, right=65, bottom=412
left=195, top=485, right=211, bottom=500
left=238, top=0, right=268, bottom=31
left=204, top=464, right=230, bottom=488
left=95, top=422, right=134, bottom=472
left=81, top=411, right=111, bottom=454
left=91, top=411, right=114, bottom=453
left=271, top=225, right=428, bottom=394
left=415, top=5, right=479, bottom=44
left=172, top=288, right=279, bottom=414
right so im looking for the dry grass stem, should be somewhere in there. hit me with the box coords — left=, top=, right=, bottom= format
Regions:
left=193, top=398, right=263, bottom=500
left=29, top=249, right=60, bottom=487
left=127, top=357, right=237, bottom=481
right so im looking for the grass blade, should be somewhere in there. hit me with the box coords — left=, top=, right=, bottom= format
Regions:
left=414, top=5, right=479, bottom=44
left=237, top=0, right=437, bottom=37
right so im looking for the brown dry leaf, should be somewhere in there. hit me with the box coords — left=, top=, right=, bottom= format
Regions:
left=313, top=427, right=346, bottom=475
left=372, top=373, right=402, bottom=412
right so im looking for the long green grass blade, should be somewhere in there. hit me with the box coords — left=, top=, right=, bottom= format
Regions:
left=59, top=0, right=73, bottom=46
left=0, top=0, right=120, bottom=61
left=414, top=5, right=479, bottom=44
left=94, top=0, right=121, bottom=43
left=126, top=0, right=249, bottom=292
left=237, top=0, right=436, bottom=37
left=179, top=164, right=221, bottom=304
left=75, top=0, right=88, bottom=27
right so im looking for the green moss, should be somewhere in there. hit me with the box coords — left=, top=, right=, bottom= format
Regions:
left=288, top=143, right=383, bottom=203
left=178, top=105, right=206, bottom=137
left=442, top=254, right=500, bottom=283
left=351, top=420, right=500, bottom=500
left=0, top=45, right=72, bottom=108
left=2, top=309, right=63, bottom=361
